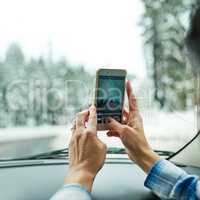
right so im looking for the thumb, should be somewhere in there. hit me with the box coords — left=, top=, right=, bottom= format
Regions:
left=107, top=117, right=124, bottom=136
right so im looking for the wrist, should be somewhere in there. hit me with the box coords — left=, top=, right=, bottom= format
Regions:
left=134, top=148, right=160, bottom=173
left=65, top=168, right=95, bottom=192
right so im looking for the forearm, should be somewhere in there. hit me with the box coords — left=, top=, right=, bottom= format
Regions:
left=51, top=166, right=96, bottom=200
left=65, top=169, right=95, bottom=192
left=134, top=148, right=160, bottom=173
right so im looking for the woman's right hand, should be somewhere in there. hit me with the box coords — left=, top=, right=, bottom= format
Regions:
left=107, top=81, right=160, bottom=173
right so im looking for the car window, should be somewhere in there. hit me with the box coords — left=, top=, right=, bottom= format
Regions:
left=0, top=0, right=198, bottom=158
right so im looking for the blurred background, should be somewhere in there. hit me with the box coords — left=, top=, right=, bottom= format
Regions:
left=0, top=0, right=199, bottom=158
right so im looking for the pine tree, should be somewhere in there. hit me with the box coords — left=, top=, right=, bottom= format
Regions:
left=141, top=0, right=196, bottom=110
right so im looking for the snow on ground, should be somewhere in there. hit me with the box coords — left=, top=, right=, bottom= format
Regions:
left=0, top=110, right=197, bottom=158
left=53, top=109, right=198, bottom=152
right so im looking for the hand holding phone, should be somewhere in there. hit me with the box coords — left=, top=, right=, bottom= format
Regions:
left=95, top=69, right=126, bottom=130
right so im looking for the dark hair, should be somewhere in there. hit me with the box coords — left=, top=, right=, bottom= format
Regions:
left=186, top=6, right=200, bottom=72
left=187, top=7, right=200, bottom=38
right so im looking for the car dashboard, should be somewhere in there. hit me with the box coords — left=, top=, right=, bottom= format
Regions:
left=0, top=158, right=200, bottom=200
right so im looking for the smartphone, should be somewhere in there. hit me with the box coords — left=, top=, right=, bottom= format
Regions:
left=95, top=68, right=127, bottom=130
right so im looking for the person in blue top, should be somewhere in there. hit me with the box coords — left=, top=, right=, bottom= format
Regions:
left=51, top=6, right=200, bottom=200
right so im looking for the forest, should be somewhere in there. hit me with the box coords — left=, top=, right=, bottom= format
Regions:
left=0, top=0, right=199, bottom=128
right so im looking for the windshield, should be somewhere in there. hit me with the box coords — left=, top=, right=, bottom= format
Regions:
left=0, top=0, right=198, bottom=159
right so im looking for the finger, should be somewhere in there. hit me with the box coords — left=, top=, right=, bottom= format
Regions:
left=71, top=120, right=76, bottom=132
left=126, top=81, right=138, bottom=120
left=123, top=108, right=129, bottom=118
left=107, top=117, right=124, bottom=136
left=87, top=102, right=92, bottom=108
left=87, top=105, right=97, bottom=132
left=122, top=108, right=129, bottom=124
left=106, top=131, right=120, bottom=138
left=126, top=81, right=138, bottom=112
left=76, top=110, right=89, bottom=130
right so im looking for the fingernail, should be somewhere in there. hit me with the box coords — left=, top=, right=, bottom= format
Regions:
left=89, top=104, right=95, bottom=109
left=106, top=117, right=111, bottom=123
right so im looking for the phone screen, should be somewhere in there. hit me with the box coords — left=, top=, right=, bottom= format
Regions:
left=96, top=75, right=125, bottom=124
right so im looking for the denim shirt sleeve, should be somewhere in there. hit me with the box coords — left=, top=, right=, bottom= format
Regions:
left=144, top=159, right=200, bottom=200
left=50, top=184, right=92, bottom=200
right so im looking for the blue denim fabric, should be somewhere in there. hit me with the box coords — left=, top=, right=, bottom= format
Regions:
left=145, top=159, right=200, bottom=200
left=50, top=184, right=92, bottom=200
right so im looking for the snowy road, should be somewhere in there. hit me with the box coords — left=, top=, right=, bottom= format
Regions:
left=0, top=110, right=197, bottom=158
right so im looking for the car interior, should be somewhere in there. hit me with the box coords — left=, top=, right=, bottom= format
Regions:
left=0, top=130, right=199, bottom=200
